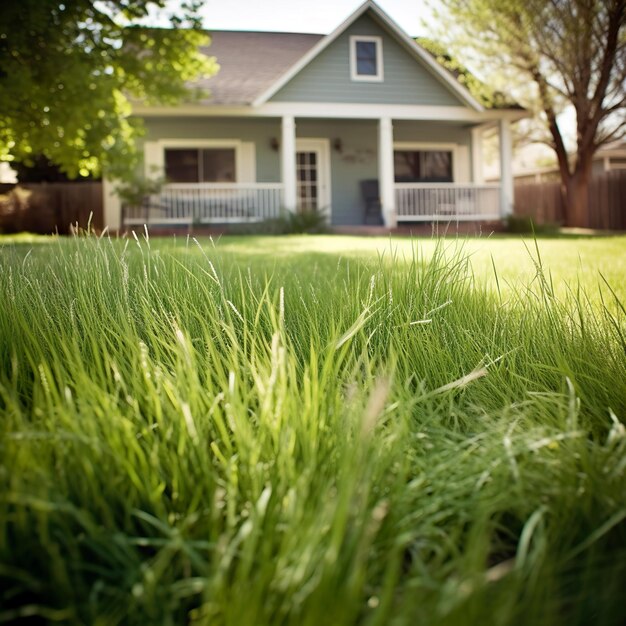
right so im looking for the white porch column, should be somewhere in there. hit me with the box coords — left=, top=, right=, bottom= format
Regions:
left=471, top=126, right=484, bottom=183
left=102, top=176, right=121, bottom=232
left=499, top=118, right=514, bottom=218
left=281, top=115, right=297, bottom=212
left=378, top=117, right=396, bottom=228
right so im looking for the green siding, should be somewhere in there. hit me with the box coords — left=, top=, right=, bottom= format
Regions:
left=298, top=120, right=378, bottom=225
left=298, top=119, right=472, bottom=226
left=270, top=12, right=466, bottom=106
left=143, top=117, right=282, bottom=182
left=393, top=121, right=472, bottom=146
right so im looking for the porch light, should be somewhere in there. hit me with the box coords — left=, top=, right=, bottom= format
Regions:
left=270, top=137, right=280, bottom=151
left=333, top=138, right=343, bottom=153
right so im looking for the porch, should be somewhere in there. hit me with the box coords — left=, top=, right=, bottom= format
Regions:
left=113, top=114, right=515, bottom=230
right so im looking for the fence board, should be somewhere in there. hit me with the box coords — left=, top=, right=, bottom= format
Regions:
left=0, top=182, right=102, bottom=234
left=514, top=169, right=626, bottom=230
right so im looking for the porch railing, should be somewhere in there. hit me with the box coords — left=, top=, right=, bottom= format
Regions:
left=395, top=184, right=501, bottom=221
left=123, top=183, right=284, bottom=226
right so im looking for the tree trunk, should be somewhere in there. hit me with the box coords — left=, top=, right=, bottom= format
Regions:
left=563, top=162, right=593, bottom=228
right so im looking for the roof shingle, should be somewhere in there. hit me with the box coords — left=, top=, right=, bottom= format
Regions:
left=198, top=31, right=323, bottom=105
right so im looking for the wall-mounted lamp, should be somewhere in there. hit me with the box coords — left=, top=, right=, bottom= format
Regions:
left=333, top=138, right=343, bottom=153
left=270, top=137, right=280, bottom=151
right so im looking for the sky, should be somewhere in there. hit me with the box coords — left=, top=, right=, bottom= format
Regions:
left=157, top=0, right=435, bottom=36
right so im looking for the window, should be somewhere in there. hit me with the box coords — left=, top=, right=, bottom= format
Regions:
left=296, top=151, right=319, bottom=211
left=394, top=150, right=453, bottom=183
left=356, top=41, right=377, bottom=75
left=350, top=36, right=383, bottom=81
left=164, top=148, right=236, bottom=183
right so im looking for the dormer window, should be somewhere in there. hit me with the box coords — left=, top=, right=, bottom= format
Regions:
left=350, top=36, right=383, bottom=82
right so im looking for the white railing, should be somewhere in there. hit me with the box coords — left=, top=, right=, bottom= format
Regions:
left=124, top=183, right=284, bottom=226
left=395, top=184, right=501, bottom=221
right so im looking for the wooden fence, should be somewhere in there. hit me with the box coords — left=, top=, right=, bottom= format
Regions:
left=514, top=169, right=626, bottom=230
left=0, top=182, right=103, bottom=234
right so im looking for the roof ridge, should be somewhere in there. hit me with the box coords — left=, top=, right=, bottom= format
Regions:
left=207, top=29, right=324, bottom=36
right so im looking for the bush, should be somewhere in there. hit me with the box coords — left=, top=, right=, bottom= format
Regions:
left=506, top=214, right=560, bottom=234
left=237, top=208, right=329, bottom=235
left=115, top=174, right=166, bottom=209
left=282, top=208, right=329, bottom=234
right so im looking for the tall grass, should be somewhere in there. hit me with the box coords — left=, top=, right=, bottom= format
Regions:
left=0, top=234, right=625, bottom=625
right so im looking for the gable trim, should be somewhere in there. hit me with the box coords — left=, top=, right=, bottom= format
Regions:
left=252, top=0, right=484, bottom=111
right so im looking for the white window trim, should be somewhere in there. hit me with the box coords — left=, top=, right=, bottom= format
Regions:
left=156, top=139, right=244, bottom=182
left=393, top=141, right=460, bottom=182
left=350, top=36, right=383, bottom=82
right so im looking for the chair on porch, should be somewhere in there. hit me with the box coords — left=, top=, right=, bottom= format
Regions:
left=360, top=179, right=383, bottom=225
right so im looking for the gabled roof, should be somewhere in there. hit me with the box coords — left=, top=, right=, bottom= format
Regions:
left=198, top=31, right=322, bottom=105
left=196, top=0, right=512, bottom=111
left=251, top=0, right=484, bottom=111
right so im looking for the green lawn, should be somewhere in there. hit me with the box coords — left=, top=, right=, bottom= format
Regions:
left=208, top=233, right=626, bottom=298
left=1, top=234, right=625, bottom=625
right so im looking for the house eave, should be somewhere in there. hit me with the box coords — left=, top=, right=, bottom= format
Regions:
left=132, top=102, right=527, bottom=122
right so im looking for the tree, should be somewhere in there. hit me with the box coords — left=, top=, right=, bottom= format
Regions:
left=0, top=1, right=217, bottom=180
left=433, top=0, right=626, bottom=227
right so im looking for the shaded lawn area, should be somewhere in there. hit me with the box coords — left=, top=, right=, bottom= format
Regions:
left=0, top=233, right=625, bottom=625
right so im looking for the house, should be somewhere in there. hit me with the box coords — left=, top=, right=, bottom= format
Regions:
left=103, top=0, right=525, bottom=231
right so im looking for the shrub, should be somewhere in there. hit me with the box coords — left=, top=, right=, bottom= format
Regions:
left=115, top=174, right=166, bottom=209
left=506, top=214, right=560, bottom=234
left=237, top=208, right=329, bottom=235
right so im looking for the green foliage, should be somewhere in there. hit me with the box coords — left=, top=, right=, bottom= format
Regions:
left=271, top=208, right=330, bottom=234
left=116, top=172, right=167, bottom=208
left=0, top=1, right=217, bottom=180
left=505, top=215, right=560, bottom=234
left=285, top=208, right=329, bottom=233
left=232, top=209, right=330, bottom=235
left=432, top=0, right=624, bottom=115
left=431, top=0, right=625, bottom=225
left=0, top=236, right=625, bottom=624
left=417, top=37, right=518, bottom=109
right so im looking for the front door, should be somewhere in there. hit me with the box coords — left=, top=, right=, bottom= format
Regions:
left=295, top=139, right=331, bottom=220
